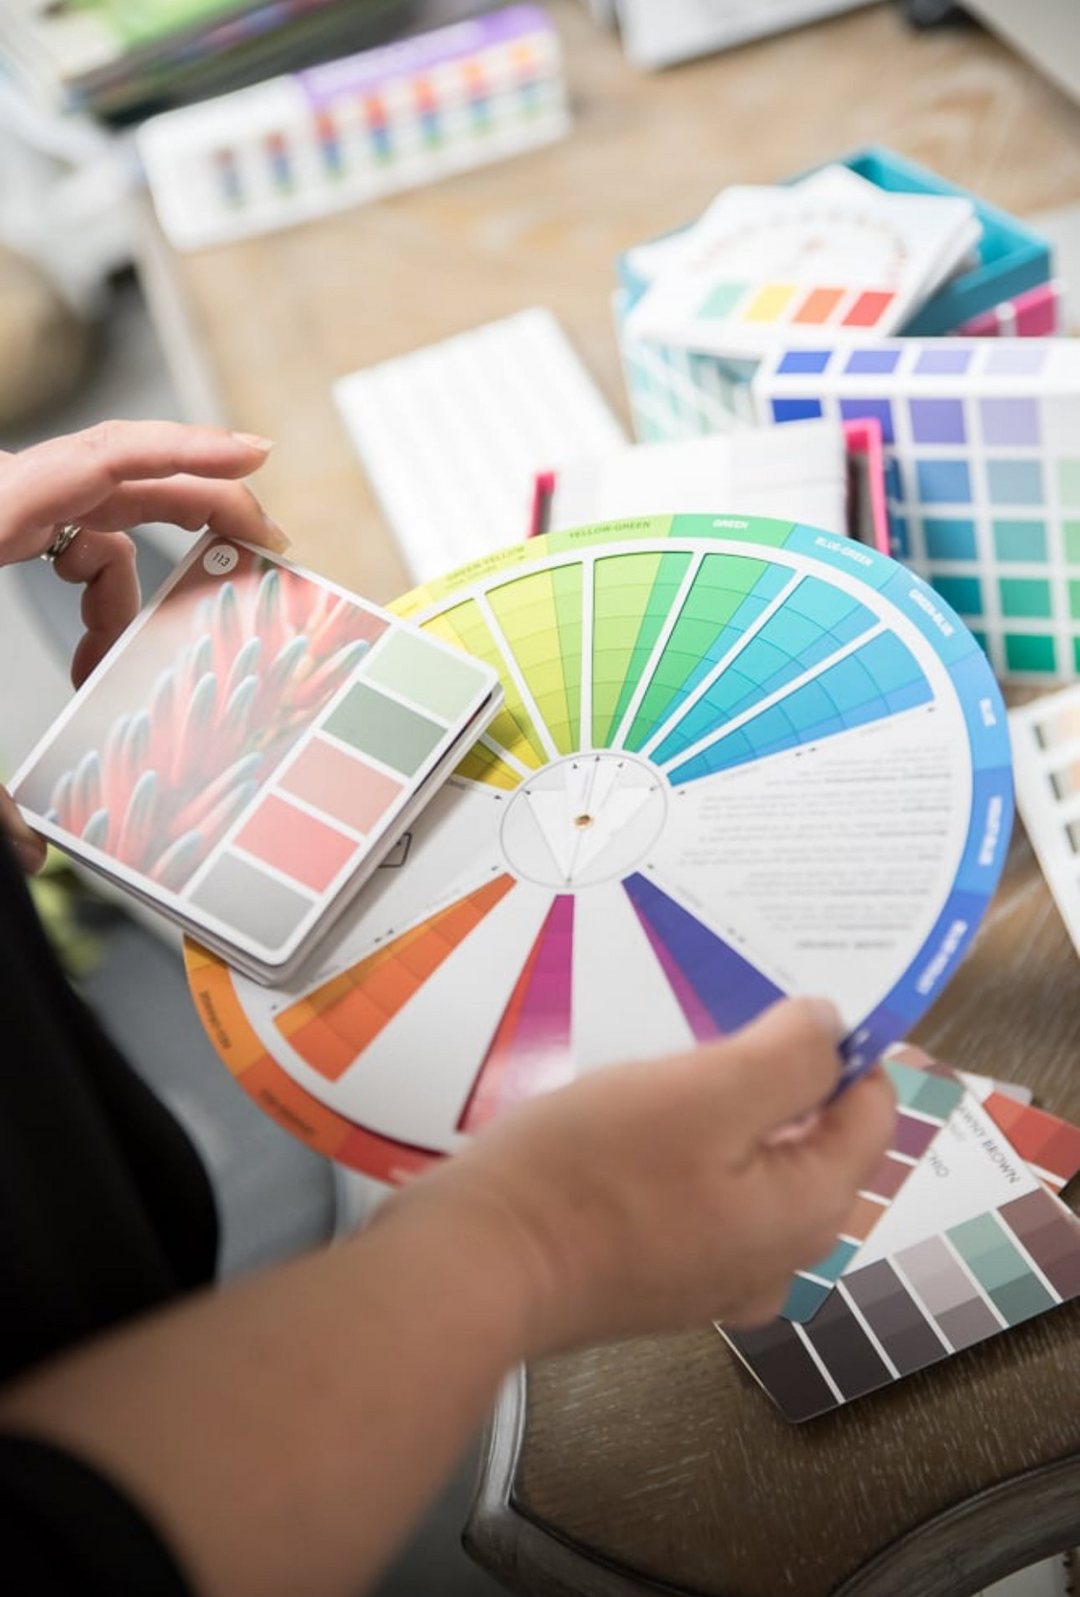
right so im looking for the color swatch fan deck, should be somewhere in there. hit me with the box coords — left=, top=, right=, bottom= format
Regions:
left=725, top=1055, right=1080, bottom=1422
left=184, top=516, right=1013, bottom=1180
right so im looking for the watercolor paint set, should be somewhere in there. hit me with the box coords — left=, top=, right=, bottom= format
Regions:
left=11, top=535, right=502, bottom=984
left=724, top=1051, right=1080, bottom=1423
left=1010, top=682, right=1080, bottom=963
left=754, top=337, right=1080, bottom=681
left=137, top=6, right=569, bottom=250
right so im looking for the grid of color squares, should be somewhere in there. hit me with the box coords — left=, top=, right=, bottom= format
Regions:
left=183, top=621, right=495, bottom=960
left=781, top=1060, right=964, bottom=1322
left=137, top=6, right=569, bottom=250
left=1009, top=683, right=1080, bottom=968
left=613, top=284, right=1061, bottom=452
left=753, top=339, right=1080, bottom=680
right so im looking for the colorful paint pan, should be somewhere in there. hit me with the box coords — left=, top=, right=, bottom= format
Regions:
left=12, top=535, right=500, bottom=983
left=181, top=514, right=1010, bottom=1177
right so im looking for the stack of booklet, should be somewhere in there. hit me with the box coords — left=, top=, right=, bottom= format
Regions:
left=624, top=163, right=982, bottom=363
left=0, top=0, right=412, bottom=120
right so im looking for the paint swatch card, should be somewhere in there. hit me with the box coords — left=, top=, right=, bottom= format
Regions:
left=778, top=1048, right=1074, bottom=1325
left=1011, top=685, right=1080, bottom=960
left=755, top=337, right=1080, bottom=682
left=724, top=1085, right=1080, bottom=1422
left=781, top=1054, right=965, bottom=1323
left=11, top=535, right=502, bottom=985
left=625, top=168, right=979, bottom=359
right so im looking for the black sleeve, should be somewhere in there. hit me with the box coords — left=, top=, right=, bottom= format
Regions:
left=0, top=1433, right=194, bottom=1596
left=0, top=838, right=218, bottom=1381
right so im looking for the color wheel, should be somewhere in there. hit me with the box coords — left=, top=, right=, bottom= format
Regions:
left=184, top=515, right=1013, bottom=1182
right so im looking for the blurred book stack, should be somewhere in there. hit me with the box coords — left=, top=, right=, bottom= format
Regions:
left=0, top=0, right=417, bottom=122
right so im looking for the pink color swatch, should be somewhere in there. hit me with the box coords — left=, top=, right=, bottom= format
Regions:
left=235, top=793, right=355, bottom=892
left=279, top=735, right=403, bottom=834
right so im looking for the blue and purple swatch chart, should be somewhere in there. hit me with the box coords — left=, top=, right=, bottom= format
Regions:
left=187, top=516, right=1013, bottom=1183
left=755, top=338, right=1080, bottom=680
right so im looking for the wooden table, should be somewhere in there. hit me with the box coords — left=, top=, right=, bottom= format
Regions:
left=141, top=0, right=1080, bottom=605
left=140, top=4, right=1080, bottom=1592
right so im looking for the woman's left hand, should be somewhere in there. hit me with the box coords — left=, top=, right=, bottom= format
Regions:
left=0, top=418, right=287, bottom=685
left=0, top=418, right=290, bottom=873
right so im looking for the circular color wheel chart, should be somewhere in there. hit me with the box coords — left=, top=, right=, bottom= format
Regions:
left=185, top=515, right=1014, bottom=1183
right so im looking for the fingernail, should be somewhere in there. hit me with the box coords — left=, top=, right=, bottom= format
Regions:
left=12, top=837, right=46, bottom=876
left=261, top=511, right=290, bottom=552
left=232, top=431, right=275, bottom=453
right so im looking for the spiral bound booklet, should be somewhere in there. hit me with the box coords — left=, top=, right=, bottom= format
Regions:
left=11, top=534, right=502, bottom=985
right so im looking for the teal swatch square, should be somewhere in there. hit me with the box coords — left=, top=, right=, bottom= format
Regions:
left=924, top=518, right=976, bottom=561
left=1066, top=522, right=1080, bottom=564
left=1069, top=581, right=1080, bottom=621
left=992, top=519, right=1047, bottom=563
left=987, top=459, right=1044, bottom=506
left=932, top=575, right=982, bottom=616
left=999, top=578, right=1051, bottom=618
left=1005, top=634, right=1056, bottom=673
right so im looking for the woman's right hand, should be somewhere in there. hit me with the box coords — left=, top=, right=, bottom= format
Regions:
left=381, top=997, right=896, bottom=1353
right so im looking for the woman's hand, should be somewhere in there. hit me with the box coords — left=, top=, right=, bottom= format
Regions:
left=1, top=419, right=288, bottom=873
left=1, top=419, right=287, bottom=685
left=0, top=997, right=895, bottom=1597
left=384, top=997, right=897, bottom=1353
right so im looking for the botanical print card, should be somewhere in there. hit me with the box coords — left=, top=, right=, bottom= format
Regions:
left=12, top=534, right=501, bottom=983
